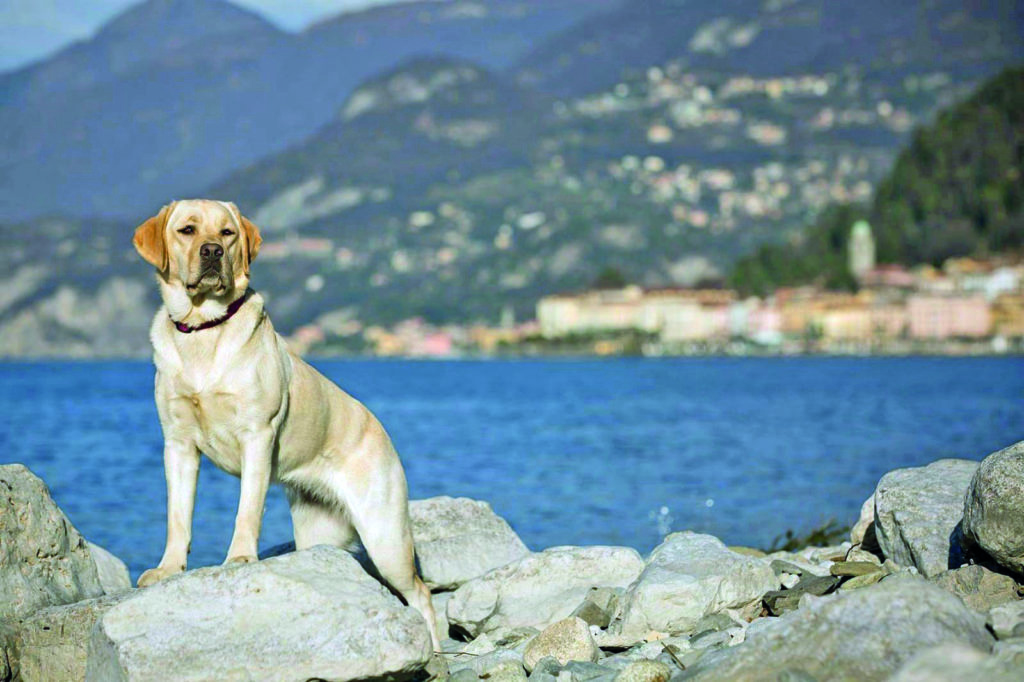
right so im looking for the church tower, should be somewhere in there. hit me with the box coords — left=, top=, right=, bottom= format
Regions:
left=849, top=220, right=876, bottom=279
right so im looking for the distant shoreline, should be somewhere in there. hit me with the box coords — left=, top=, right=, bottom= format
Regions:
left=1, top=352, right=1022, bottom=363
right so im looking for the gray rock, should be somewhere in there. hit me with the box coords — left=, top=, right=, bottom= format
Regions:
left=3, top=593, right=130, bottom=682
left=450, top=669, right=480, bottom=682
left=449, top=646, right=525, bottom=678
left=479, top=659, right=529, bottom=682
left=527, top=656, right=562, bottom=681
left=561, top=660, right=618, bottom=682
left=86, top=542, right=132, bottom=596
left=993, top=638, right=1024, bottom=666
left=86, top=546, right=432, bottom=681
left=766, top=554, right=832, bottom=578
left=523, top=617, right=599, bottom=671
left=763, top=574, right=839, bottom=615
left=614, top=532, right=778, bottom=638
left=873, top=458, right=977, bottom=578
left=889, top=642, right=1024, bottom=682
left=689, top=629, right=733, bottom=649
left=963, top=440, right=1024, bottom=577
left=572, top=587, right=622, bottom=629
left=613, top=660, right=672, bottom=682
left=410, top=496, right=530, bottom=591
left=989, top=600, right=1024, bottom=640
left=929, top=564, right=1021, bottom=612
left=682, top=576, right=993, bottom=682
left=447, top=546, right=644, bottom=637
left=0, top=464, right=104, bottom=620
left=837, top=570, right=884, bottom=591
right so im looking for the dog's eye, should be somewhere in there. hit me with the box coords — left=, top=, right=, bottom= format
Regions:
left=221, top=229, right=234, bottom=237
left=178, top=225, right=196, bottom=235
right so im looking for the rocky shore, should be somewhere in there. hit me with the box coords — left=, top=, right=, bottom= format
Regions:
left=2, top=441, right=1024, bottom=681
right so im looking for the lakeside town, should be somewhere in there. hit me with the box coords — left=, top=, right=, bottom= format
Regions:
left=287, top=221, right=1024, bottom=358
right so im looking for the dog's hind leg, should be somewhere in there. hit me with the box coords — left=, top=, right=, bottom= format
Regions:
left=334, top=462, right=440, bottom=651
left=286, top=487, right=359, bottom=551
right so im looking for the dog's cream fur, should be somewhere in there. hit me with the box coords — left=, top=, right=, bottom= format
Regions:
left=133, top=199, right=438, bottom=648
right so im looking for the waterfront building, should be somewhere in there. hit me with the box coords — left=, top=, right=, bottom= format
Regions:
left=907, top=295, right=991, bottom=339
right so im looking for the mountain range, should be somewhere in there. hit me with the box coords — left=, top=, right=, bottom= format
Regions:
left=0, top=0, right=618, bottom=219
left=0, top=0, right=1022, bottom=356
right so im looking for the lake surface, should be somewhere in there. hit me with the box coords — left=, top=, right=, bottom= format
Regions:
left=1, top=357, right=1021, bottom=579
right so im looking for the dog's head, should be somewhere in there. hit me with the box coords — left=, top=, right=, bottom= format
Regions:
left=133, top=199, right=262, bottom=297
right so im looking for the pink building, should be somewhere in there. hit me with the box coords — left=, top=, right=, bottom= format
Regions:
left=413, top=332, right=454, bottom=357
left=907, top=296, right=991, bottom=339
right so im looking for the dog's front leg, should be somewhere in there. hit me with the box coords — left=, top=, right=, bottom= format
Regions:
left=138, top=439, right=200, bottom=587
left=224, top=431, right=274, bottom=564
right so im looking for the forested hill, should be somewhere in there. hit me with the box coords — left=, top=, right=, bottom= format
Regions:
left=730, top=67, right=1024, bottom=295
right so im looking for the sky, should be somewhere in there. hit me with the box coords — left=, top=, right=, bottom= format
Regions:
left=0, top=0, right=406, bottom=72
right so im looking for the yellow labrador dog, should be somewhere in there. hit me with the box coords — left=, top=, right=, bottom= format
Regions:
left=132, top=199, right=438, bottom=648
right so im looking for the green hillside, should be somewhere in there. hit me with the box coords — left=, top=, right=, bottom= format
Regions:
left=730, top=67, right=1024, bottom=295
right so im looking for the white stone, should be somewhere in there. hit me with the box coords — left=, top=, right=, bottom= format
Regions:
left=615, top=532, right=778, bottom=638
left=447, top=546, right=644, bottom=637
left=410, top=496, right=529, bottom=591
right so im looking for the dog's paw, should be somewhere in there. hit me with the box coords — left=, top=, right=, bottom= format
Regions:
left=137, top=564, right=184, bottom=588
left=224, top=554, right=258, bottom=565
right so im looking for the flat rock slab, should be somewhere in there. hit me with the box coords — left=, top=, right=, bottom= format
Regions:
left=764, top=574, right=840, bottom=615
left=0, top=464, right=104, bottom=620
left=615, top=532, right=778, bottom=638
left=963, top=440, right=1024, bottom=577
left=410, top=496, right=529, bottom=591
left=683, top=576, right=993, bottom=682
left=874, top=458, right=978, bottom=578
left=447, top=546, right=644, bottom=638
left=86, top=546, right=432, bottom=681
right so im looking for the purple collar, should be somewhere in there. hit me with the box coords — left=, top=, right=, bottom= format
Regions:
left=171, top=288, right=254, bottom=334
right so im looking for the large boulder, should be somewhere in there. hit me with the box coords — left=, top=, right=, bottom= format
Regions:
left=3, top=593, right=130, bottom=682
left=447, top=546, right=644, bottom=638
left=873, top=458, right=978, bottom=578
left=614, top=532, right=778, bottom=639
left=0, top=464, right=104, bottom=620
left=410, top=497, right=529, bottom=591
left=86, top=546, right=432, bottom=681
left=86, top=542, right=132, bottom=596
left=963, top=440, right=1024, bottom=577
left=682, top=576, right=993, bottom=682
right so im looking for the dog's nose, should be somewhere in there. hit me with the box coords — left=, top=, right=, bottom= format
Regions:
left=200, top=243, right=224, bottom=261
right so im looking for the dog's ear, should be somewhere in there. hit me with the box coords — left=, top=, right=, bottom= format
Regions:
left=133, top=204, right=172, bottom=271
left=239, top=214, right=262, bottom=275
left=222, top=201, right=262, bottom=275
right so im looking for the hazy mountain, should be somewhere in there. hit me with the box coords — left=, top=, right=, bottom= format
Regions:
left=516, top=0, right=1024, bottom=95
left=0, top=0, right=618, bottom=220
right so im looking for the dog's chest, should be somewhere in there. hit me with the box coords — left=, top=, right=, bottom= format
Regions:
left=168, top=384, right=247, bottom=475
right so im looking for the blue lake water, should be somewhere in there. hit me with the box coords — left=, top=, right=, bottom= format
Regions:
left=1, top=357, right=1021, bottom=579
